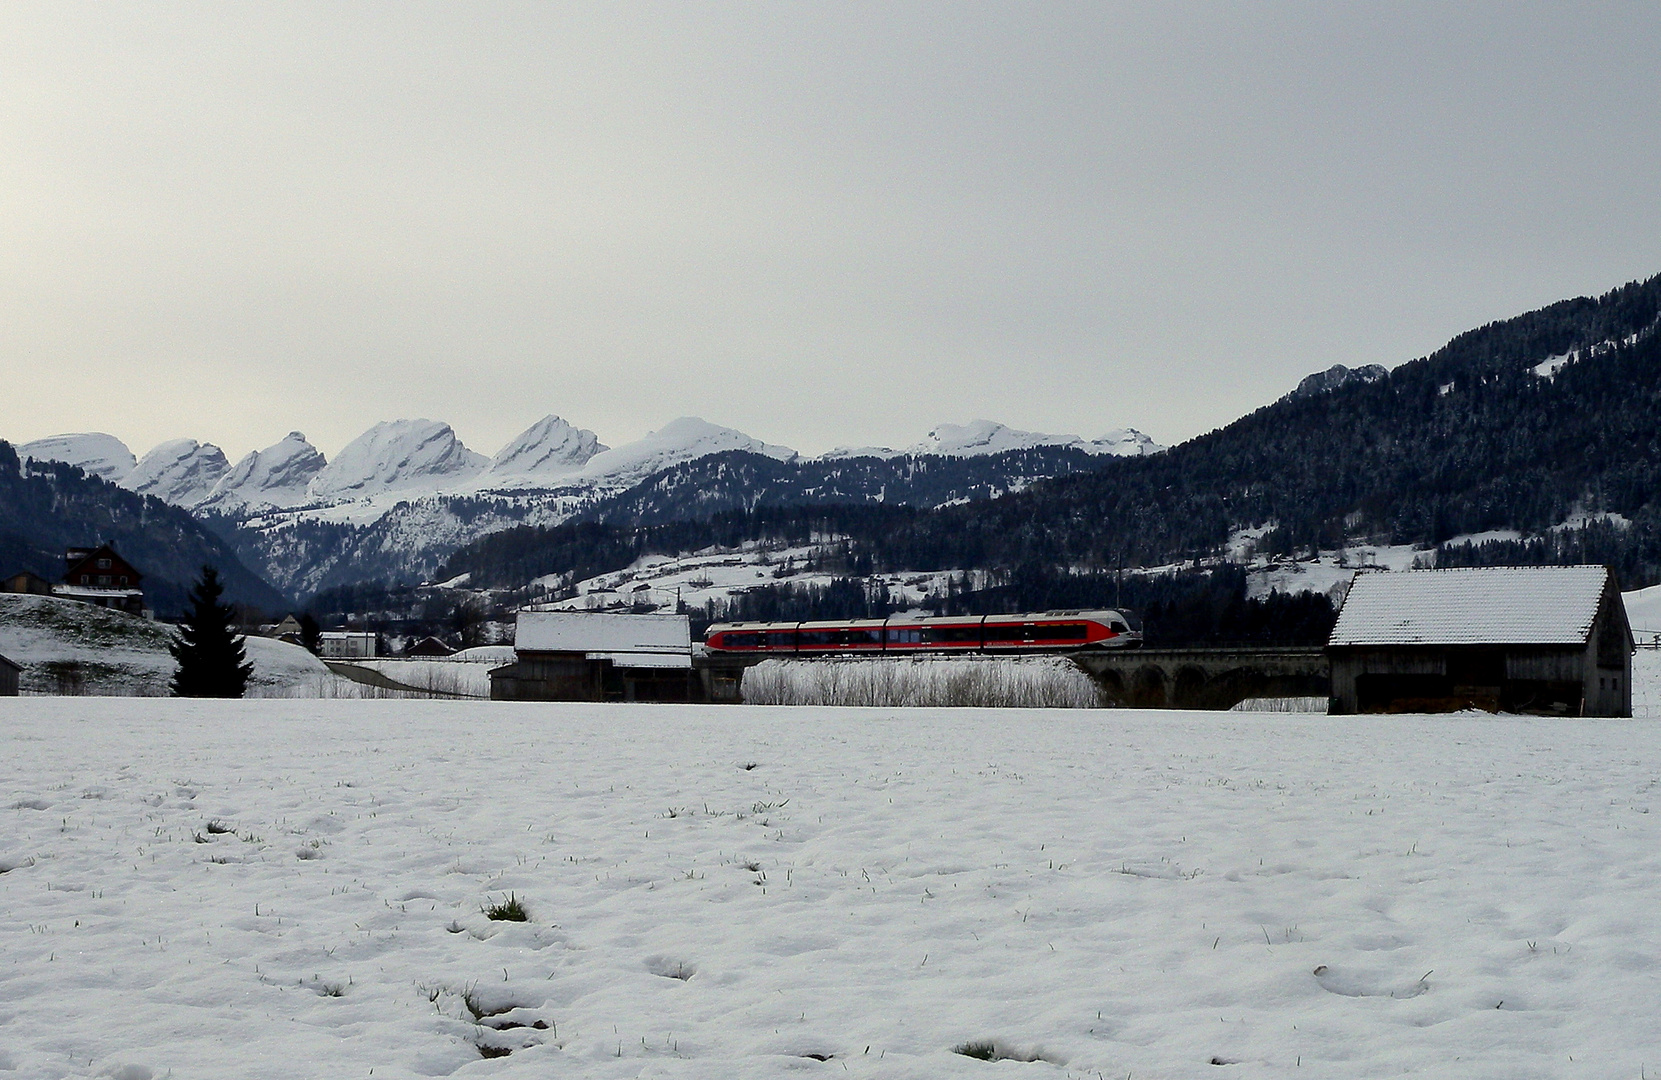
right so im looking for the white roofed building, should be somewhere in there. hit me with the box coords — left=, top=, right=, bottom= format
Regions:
left=491, top=611, right=694, bottom=702
left=1326, top=565, right=1632, bottom=716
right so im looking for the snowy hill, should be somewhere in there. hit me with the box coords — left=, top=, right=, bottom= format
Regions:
left=122, top=439, right=230, bottom=506
left=17, top=432, right=136, bottom=482
left=823, top=419, right=1161, bottom=459
left=0, top=593, right=329, bottom=695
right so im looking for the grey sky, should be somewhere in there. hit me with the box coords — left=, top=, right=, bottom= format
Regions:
left=3, top=2, right=1659, bottom=462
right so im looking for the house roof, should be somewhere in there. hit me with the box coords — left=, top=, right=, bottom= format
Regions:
left=0, top=652, right=20, bottom=673
left=63, top=544, right=142, bottom=584
left=516, top=611, right=691, bottom=656
left=1329, top=565, right=1612, bottom=647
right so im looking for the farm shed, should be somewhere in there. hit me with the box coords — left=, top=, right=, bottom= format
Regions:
left=490, top=611, right=695, bottom=702
left=1327, top=565, right=1632, bottom=716
left=0, top=652, right=19, bottom=696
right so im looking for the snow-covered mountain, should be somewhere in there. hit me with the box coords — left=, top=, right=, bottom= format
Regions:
left=483, top=415, right=606, bottom=486
left=14, top=413, right=1156, bottom=598
left=17, top=433, right=136, bottom=482
left=198, top=432, right=328, bottom=516
left=574, top=417, right=796, bottom=490
left=308, top=419, right=488, bottom=502
left=121, top=439, right=230, bottom=506
left=822, top=419, right=1162, bottom=460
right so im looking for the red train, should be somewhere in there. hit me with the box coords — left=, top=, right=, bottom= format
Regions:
left=704, top=610, right=1141, bottom=655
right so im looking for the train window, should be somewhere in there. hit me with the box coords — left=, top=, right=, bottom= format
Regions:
left=798, top=631, right=838, bottom=646
left=1109, top=620, right=1128, bottom=633
left=845, top=629, right=882, bottom=646
left=722, top=632, right=762, bottom=648
left=984, top=624, right=1024, bottom=641
left=886, top=628, right=922, bottom=645
left=765, top=631, right=797, bottom=648
left=924, top=625, right=981, bottom=644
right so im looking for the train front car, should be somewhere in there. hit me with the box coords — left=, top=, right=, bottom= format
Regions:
left=704, top=622, right=799, bottom=655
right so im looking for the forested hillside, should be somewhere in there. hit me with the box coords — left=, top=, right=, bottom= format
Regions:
left=439, top=273, right=1661, bottom=607
left=0, top=442, right=286, bottom=615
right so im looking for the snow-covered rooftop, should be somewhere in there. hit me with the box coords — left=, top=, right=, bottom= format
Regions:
left=1329, top=565, right=1611, bottom=647
left=515, top=610, right=691, bottom=656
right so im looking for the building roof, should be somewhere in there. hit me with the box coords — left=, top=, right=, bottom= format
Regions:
left=0, top=652, right=20, bottom=673
left=585, top=651, right=693, bottom=670
left=1329, top=565, right=1611, bottom=647
left=50, top=585, right=145, bottom=600
left=63, top=544, right=142, bottom=585
left=516, top=610, right=691, bottom=656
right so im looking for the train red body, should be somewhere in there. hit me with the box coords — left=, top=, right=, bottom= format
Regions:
left=704, top=610, right=1141, bottom=655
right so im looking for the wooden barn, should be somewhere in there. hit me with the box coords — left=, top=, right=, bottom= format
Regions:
left=490, top=611, right=695, bottom=702
left=1327, top=565, right=1632, bottom=716
left=0, top=652, right=19, bottom=696
left=2, top=571, right=53, bottom=596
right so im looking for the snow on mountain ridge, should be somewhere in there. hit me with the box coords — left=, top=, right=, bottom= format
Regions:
left=198, top=432, right=328, bottom=515
left=121, top=439, right=230, bottom=506
left=821, top=419, right=1162, bottom=460
left=17, top=432, right=137, bottom=482
left=484, top=415, right=607, bottom=484
left=576, top=416, right=797, bottom=489
left=308, top=419, right=488, bottom=501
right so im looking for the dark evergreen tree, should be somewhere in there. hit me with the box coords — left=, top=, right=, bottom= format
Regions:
left=298, top=612, right=322, bottom=656
left=170, top=566, right=255, bottom=698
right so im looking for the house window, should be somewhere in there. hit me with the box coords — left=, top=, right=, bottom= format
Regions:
left=97, top=558, right=111, bottom=569
left=120, top=576, right=129, bottom=586
left=80, top=574, right=89, bottom=584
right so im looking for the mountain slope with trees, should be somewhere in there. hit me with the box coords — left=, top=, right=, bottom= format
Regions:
left=0, top=442, right=286, bottom=616
left=438, top=272, right=1661, bottom=608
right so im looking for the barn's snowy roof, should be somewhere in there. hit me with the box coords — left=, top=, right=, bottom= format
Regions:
left=516, top=610, right=691, bottom=656
left=1328, top=566, right=1611, bottom=647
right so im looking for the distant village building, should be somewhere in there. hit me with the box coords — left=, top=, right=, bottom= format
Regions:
left=403, top=636, right=456, bottom=658
left=52, top=545, right=146, bottom=616
left=2, top=571, right=53, bottom=596
left=270, top=615, right=303, bottom=642
left=490, top=611, right=694, bottom=702
left=1327, top=565, right=1632, bottom=716
left=0, top=652, right=20, bottom=696
left=319, top=631, right=378, bottom=659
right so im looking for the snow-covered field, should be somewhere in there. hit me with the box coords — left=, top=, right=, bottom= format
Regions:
left=3, top=700, right=1659, bottom=1079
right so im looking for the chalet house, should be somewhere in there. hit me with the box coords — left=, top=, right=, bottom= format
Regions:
left=53, top=545, right=146, bottom=616
left=490, top=611, right=694, bottom=702
left=0, top=652, right=20, bottom=696
left=1327, top=565, right=1633, bottom=716
left=2, top=571, right=53, bottom=596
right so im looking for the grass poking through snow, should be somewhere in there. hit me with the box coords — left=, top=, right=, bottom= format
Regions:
left=482, top=893, right=529, bottom=922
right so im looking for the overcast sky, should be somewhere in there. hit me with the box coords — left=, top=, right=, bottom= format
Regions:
left=3, top=3, right=1659, bottom=462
